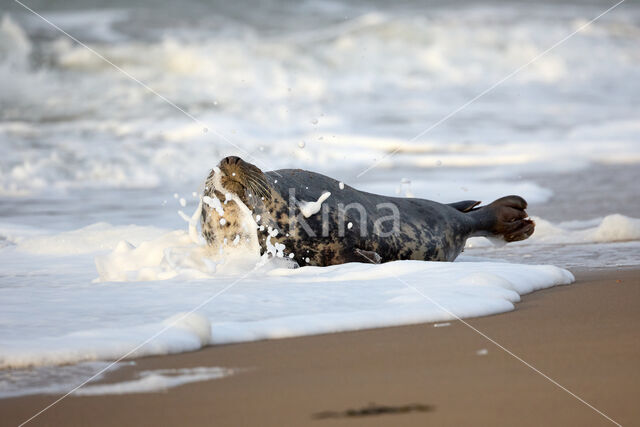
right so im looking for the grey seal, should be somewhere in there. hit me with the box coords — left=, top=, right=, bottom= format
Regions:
left=200, top=156, right=535, bottom=266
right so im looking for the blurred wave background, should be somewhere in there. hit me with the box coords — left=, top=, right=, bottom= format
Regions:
left=0, top=0, right=638, bottom=229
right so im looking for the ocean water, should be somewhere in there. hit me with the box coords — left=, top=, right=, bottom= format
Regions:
left=1, top=0, right=639, bottom=398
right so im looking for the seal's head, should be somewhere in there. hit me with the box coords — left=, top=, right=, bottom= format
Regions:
left=208, top=156, right=271, bottom=203
left=200, top=156, right=272, bottom=254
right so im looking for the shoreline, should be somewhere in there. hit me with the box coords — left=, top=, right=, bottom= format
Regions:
left=2, top=267, right=638, bottom=426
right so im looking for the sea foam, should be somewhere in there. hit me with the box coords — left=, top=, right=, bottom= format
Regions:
left=467, top=214, right=640, bottom=248
left=0, top=220, right=575, bottom=370
left=74, top=367, right=234, bottom=396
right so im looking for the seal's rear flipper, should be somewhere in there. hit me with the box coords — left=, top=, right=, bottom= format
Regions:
left=471, top=195, right=535, bottom=242
left=355, top=248, right=382, bottom=264
left=448, top=200, right=481, bottom=213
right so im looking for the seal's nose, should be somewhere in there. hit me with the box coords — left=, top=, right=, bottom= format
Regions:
left=221, top=156, right=242, bottom=166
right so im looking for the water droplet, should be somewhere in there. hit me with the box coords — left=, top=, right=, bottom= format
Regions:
left=436, top=160, right=442, bottom=166
left=203, top=127, right=208, bottom=133
left=311, top=119, right=318, bottom=125
left=298, top=141, right=306, bottom=148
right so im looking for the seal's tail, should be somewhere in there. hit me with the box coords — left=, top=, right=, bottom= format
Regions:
left=470, top=195, right=535, bottom=242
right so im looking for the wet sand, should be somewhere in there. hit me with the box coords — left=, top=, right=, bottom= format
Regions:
left=2, top=268, right=638, bottom=427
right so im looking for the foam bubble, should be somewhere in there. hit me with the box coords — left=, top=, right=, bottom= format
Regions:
left=528, top=214, right=640, bottom=245
left=16, top=223, right=166, bottom=255
left=298, top=192, right=331, bottom=218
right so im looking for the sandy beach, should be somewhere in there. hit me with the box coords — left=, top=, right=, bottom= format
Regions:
left=2, top=267, right=637, bottom=427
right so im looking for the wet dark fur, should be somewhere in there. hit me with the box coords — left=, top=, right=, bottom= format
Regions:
left=202, top=156, right=535, bottom=266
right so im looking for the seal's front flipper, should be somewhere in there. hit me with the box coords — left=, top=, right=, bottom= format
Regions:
left=448, top=200, right=481, bottom=213
left=355, top=248, right=382, bottom=264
